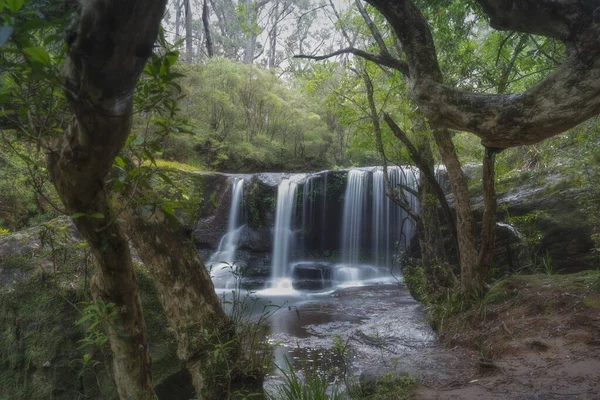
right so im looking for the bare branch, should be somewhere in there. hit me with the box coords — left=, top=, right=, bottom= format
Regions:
left=383, top=113, right=459, bottom=255
left=294, top=47, right=409, bottom=75
left=354, top=0, right=390, bottom=57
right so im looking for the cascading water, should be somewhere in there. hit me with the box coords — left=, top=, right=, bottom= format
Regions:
left=205, top=167, right=420, bottom=292
left=207, top=177, right=245, bottom=288
left=341, top=169, right=370, bottom=267
left=270, top=179, right=298, bottom=287
left=371, top=166, right=419, bottom=267
left=320, top=172, right=328, bottom=253
left=372, top=168, right=385, bottom=266
left=301, top=176, right=314, bottom=258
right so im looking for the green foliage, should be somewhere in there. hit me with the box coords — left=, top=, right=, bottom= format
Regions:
left=345, top=372, right=418, bottom=400
left=401, top=260, right=428, bottom=303
left=177, top=58, right=332, bottom=172
left=0, top=147, right=59, bottom=231
left=269, top=356, right=341, bottom=400
left=502, top=206, right=555, bottom=274
left=76, top=300, right=117, bottom=350
left=424, top=290, right=466, bottom=332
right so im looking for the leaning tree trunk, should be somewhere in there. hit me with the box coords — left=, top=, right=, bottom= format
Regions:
left=123, top=205, right=265, bottom=398
left=45, top=0, right=168, bottom=398
left=433, top=129, right=481, bottom=294
left=415, top=140, right=455, bottom=290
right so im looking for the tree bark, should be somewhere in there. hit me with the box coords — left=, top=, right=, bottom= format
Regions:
left=478, top=146, right=499, bottom=283
left=242, top=0, right=261, bottom=64
left=185, top=0, right=193, bottom=63
left=416, top=140, right=454, bottom=290
left=203, top=0, right=214, bottom=57
left=175, top=0, right=182, bottom=40
left=268, top=2, right=278, bottom=68
left=123, top=206, right=264, bottom=398
left=383, top=113, right=458, bottom=258
left=45, top=0, right=167, bottom=398
left=433, top=129, right=481, bottom=294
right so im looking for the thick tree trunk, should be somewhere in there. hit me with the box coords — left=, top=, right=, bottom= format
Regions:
left=123, top=207, right=264, bottom=398
left=45, top=0, right=167, bottom=398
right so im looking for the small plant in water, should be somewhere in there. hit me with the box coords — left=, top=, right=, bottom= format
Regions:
left=269, top=356, right=342, bottom=400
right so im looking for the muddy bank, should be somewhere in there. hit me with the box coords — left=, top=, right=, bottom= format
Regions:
left=416, top=272, right=600, bottom=399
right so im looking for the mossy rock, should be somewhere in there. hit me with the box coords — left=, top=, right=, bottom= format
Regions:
left=0, top=227, right=187, bottom=399
left=584, top=294, right=600, bottom=309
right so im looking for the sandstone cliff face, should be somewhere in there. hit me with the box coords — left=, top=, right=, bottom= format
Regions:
left=460, top=167, right=596, bottom=275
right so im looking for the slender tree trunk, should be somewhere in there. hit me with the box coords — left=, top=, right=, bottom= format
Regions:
left=433, top=129, right=481, bottom=294
left=379, top=112, right=455, bottom=291
left=243, top=34, right=257, bottom=64
left=268, top=3, right=278, bottom=68
left=383, top=113, right=458, bottom=257
left=479, top=146, right=499, bottom=282
left=45, top=1, right=168, bottom=398
left=242, top=0, right=257, bottom=64
left=416, top=140, right=455, bottom=289
left=202, top=0, right=214, bottom=57
left=185, top=0, right=193, bottom=63
left=175, top=0, right=182, bottom=40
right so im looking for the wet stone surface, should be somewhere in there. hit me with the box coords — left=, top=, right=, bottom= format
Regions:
left=261, top=283, right=474, bottom=387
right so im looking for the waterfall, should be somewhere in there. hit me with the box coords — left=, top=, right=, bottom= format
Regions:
left=341, top=169, right=370, bottom=266
left=301, top=176, right=314, bottom=257
left=372, top=168, right=385, bottom=265
left=321, top=172, right=328, bottom=253
left=207, top=178, right=245, bottom=288
left=371, top=166, right=419, bottom=267
left=271, top=179, right=298, bottom=282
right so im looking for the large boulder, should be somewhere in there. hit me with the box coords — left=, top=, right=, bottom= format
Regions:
left=462, top=168, right=596, bottom=274
left=291, top=262, right=334, bottom=290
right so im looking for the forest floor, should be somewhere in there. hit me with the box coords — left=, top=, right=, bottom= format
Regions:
left=414, top=271, right=600, bottom=400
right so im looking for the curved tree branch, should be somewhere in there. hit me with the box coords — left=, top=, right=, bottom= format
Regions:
left=354, top=0, right=390, bottom=57
left=365, top=0, right=600, bottom=149
left=294, top=47, right=409, bottom=76
left=475, top=0, right=600, bottom=45
left=383, top=113, right=459, bottom=256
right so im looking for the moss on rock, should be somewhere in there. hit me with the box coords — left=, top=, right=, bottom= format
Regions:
left=0, top=226, right=186, bottom=400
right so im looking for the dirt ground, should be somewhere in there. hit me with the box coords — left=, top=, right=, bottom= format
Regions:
left=414, top=272, right=600, bottom=400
